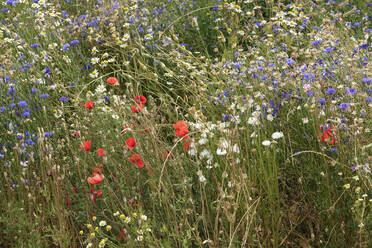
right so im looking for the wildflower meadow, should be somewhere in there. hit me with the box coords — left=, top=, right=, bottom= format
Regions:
left=0, top=0, right=371, bottom=247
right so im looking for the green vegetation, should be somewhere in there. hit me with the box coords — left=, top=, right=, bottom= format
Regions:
left=0, top=0, right=370, bottom=247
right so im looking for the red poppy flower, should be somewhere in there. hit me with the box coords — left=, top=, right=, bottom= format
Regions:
left=183, top=136, right=191, bottom=151
left=173, top=120, right=189, bottom=137
left=85, top=100, right=94, bottom=109
left=87, top=173, right=104, bottom=184
left=81, top=140, right=91, bottom=151
left=318, top=126, right=338, bottom=145
left=107, top=77, right=118, bottom=85
left=129, top=153, right=144, bottom=168
left=131, top=104, right=144, bottom=113
left=96, top=189, right=103, bottom=197
left=125, top=137, right=136, bottom=150
left=134, top=95, right=147, bottom=104
left=97, top=148, right=105, bottom=156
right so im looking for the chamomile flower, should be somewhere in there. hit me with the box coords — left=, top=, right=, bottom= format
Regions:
left=99, top=220, right=106, bottom=227
left=95, top=84, right=106, bottom=94
left=91, top=57, right=100, bottom=65
left=124, top=216, right=131, bottom=223
left=89, top=69, right=99, bottom=78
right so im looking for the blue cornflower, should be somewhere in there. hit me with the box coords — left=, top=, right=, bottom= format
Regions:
left=0, top=106, right=5, bottom=113
left=31, top=88, right=38, bottom=94
left=286, top=58, right=295, bottom=65
left=70, top=40, right=79, bottom=45
left=312, top=39, right=322, bottom=46
left=17, top=135, right=23, bottom=140
left=40, top=93, right=49, bottom=98
left=360, top=43, right=370, bottom=49
left=8, top=87, right=15, bottom=95
left=25, top=139, right=34, bottom=145
left=23, top=111, right=30, bottom=118
left=362, top=77, right=371, bottom=84
left=339, top=103, right=350, bottom=110
left=324, top=47, right=333, bottom=53
left=330, top=147, right=338, bottom=153
left=345, top=88, right=357, bottom=95
left=317, top=98, right=326, bottom=104
left=61, top=43, right=70, bottom=51
left=8, top=103, right=16, bottom=109
left=255, top=22, right=264, bottom=28
left=44, top=132, right=53, bottom=137
left=17, top=101, right=28, bottom=107
left=326, top=88, right=336, bottom=95
left=30, top=43, right=39, bottom=48
left=59, top=97, right=69, bottom=102
left=366, top=97, right=372, bottom=103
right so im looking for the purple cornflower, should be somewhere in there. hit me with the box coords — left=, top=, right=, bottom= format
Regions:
left=59, top=97, right=69, bottom=102
left=326, top=88, right=336, bottom=95
left=17, top=101, right=28, bottom=107
left=312, top=39, right=322, bottom=46
left=30, top=43, right=39, bottom=48
left=339, top=103, right=350, bottom=110
left=23, top=111, right=30, bottom=118
left=70, top=40, right=79, bottom=45
left=61, top=43, right=70, bottom=51
left=317, top=98, right=326, bottom=104
left=44, top=132, right=53, bottom=137
left=286, top=58, right=295, bottom=65
left=362, top=77, right=371, bottom=84
left=40, top=93, right=49, bottom=98
left=330, top=147, right=338, bottom=153
left=345, top=88, right=357, bottom=95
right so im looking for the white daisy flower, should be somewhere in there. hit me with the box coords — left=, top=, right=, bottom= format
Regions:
left=262, top=140, right=271, bottom=146
left=271, top=132, right=284, bottom=139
